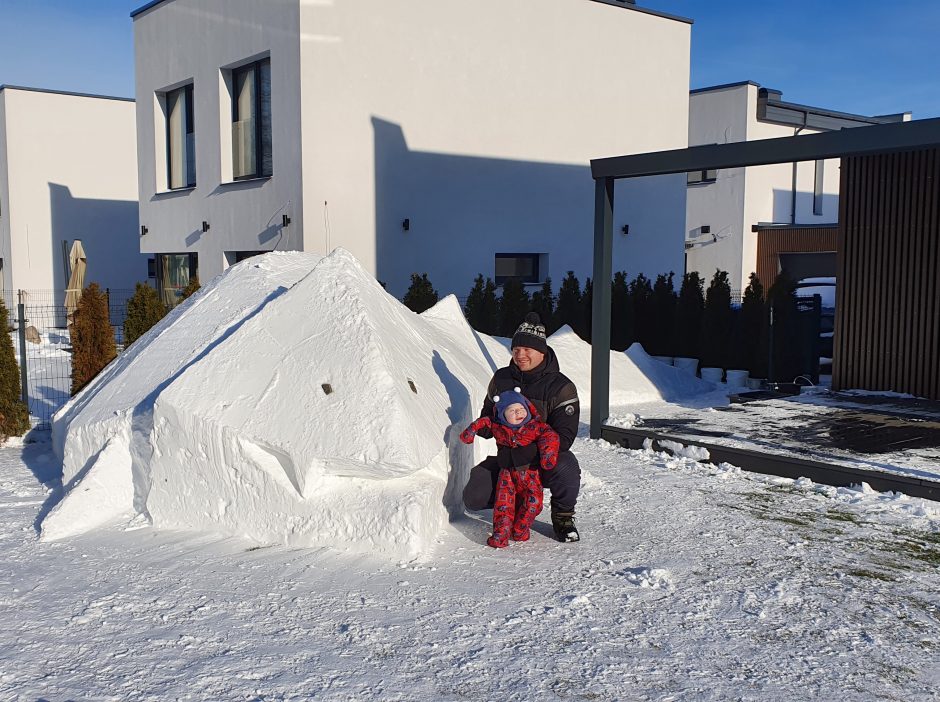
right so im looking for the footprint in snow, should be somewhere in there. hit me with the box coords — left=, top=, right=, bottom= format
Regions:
left=619, top=567, right=674, bottom=590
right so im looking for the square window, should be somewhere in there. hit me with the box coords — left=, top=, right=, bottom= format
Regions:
left=232, top=58, right=272, bottom=179
left=165, top=84, right=195, bottom=189
left=495, top=253, right=540, bottom=285
left=687, top=169, right=717, bottom=185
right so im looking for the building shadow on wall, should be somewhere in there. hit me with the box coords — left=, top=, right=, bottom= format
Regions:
left=372, top=117, right=593, bottom=300
left=48, top=183, right=144, bottom=297
left=770, top=188, right=840, bottom=224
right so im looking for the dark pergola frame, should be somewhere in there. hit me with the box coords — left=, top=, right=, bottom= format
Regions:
left=589, top=116, right=940, bottom=439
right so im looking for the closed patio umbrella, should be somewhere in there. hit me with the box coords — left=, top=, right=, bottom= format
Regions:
left=64, top=239, right=87, bottom=323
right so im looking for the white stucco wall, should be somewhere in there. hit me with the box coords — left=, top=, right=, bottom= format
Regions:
left=686, top=83, right=842, bottom=291
left=134, top=0, right=690, bottom=297
left=0, top=88, right=143, bottom=295
left=298, top=0, right=690, bottom=297
left=133, top=0, right=305, bottom=282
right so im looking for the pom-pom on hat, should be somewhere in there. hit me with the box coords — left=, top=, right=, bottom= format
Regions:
left=511, top=312, right=547, bottom=354
left=493, top=387, right=532, bottom=427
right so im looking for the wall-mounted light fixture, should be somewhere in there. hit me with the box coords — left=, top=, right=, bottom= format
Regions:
left=402, top=218, right=410, bottom=232
left=202, top=221, right=210, bottom=233
left=700, top=225, right=711, bottom=234
left=282, top=214, right=291, bottom=228
left=621, top=224, right=630, bottom=236
left=140, top=225, right=148, bottom=237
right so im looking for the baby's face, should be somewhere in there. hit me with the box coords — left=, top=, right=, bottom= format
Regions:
left=503, top=402, right=528, bottom=426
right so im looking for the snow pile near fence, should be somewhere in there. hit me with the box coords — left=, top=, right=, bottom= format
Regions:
left=549, top=327, right=715, bottom=405
left=43, top=249, right=494, bottom=556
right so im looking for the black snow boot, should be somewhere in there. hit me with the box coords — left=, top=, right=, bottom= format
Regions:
left=552, top=511, right=580, bottom=543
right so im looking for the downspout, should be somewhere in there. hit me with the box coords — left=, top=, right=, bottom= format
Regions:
left=790, top=119, right=807, bottom=224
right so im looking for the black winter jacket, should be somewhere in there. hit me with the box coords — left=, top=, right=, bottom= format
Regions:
left=478, top=347, right=580, bottom=468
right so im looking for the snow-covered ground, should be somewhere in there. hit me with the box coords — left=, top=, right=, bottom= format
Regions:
left=2, top=427, right=939, bottom=700
left=2, top=249, right=939, bottom=699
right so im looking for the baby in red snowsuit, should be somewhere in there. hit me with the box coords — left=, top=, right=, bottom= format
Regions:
left=460, top=388, right=560, bottom=548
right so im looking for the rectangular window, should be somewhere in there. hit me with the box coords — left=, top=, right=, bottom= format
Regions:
left=813, top=159, right=825, bottom=215
left=166, top=84, right=195, bottom=189
left=495, top=253, right=540, bottom=285
left=687, top=169, right=717, bottom=185
left=232, top=58, right=272, bottom=179
left=156, top=253, right=198, bottom=307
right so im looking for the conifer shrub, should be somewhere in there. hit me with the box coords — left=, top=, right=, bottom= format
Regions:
left=700, top=270, right=733, bottom=368
left=582, top=278, right=593, bottom=342
left=555, top=271, right=584, bottom=339
left=124, top=283, right=167, bottom=347
left=530, top=278, right=555, bottom=335
left=610, top=271, right=633, bottom=351
left=674, top=271, right=705, bottom=359
left=0, top=299, right=30, bottom=440
left=71, top=283, right=117, bottom=396
left=740, top=273, right=767, bottom=377
left=403, top=273, right=439, bottom=313
left=497, top=277, right=531, bottom=337
left=629, top=274, right=654, bottom=351
left=178, top=276, right=201, bottom=303
left=766, top=273, right=800, bottom=382
left=464, top=275, right=500, bottom=335
left=649, top=272, right=677, bottom=356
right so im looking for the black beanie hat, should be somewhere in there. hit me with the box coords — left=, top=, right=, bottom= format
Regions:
left=511, top=312, right=547, bottom=354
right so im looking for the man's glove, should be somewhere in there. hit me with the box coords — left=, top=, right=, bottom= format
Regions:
left=496, top=443, right=539, bottom=470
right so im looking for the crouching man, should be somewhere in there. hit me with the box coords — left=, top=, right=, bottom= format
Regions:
left=462, top=312, right=581, bottom=542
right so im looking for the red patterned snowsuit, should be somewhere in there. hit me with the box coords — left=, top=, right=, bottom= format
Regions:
left=460, top=399, right=560, bottom=548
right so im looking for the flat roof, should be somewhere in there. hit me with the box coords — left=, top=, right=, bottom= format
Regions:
left=133, top=0, right=693, bottom=24
left=0, top=84, right=134, bottom=103
left=690, top=80, right=760, bottom=95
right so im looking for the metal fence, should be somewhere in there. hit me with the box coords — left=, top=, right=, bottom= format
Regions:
left=4, top=288, right=137, bottom=429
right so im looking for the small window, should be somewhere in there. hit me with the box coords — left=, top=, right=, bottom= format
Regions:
left=156, top=252, right=199, bottom=307
left=165, top=84, right=195, bottom=189
left=495, top=254, right=540, bottom=285
left=232, top=58, right=273, bottom=179
left=813, top=159, right=824, bottom=215
left=687, top=169, right=717, bottom=185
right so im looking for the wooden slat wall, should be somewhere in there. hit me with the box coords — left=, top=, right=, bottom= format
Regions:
left=753, top=226, right=839, bottom=289
left=834, top=148, right=940, bottom=400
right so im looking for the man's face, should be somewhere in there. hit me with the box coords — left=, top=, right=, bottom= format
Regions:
left=512, top=346, right=545, bottom=372
left=503, top=402, right=528, bottom=426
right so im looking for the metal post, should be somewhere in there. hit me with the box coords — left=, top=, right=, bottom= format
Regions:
left=16, top=291, right=28, bottom=407
left=590, top=177, right=614, bottom=439
left=767, top=303, right=775, bottom=385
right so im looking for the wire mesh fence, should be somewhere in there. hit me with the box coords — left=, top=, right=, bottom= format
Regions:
left=4, top=288, right=139, bottom=429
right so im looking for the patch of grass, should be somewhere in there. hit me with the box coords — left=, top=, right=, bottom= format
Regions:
left=848, top=568, right=897, bottom=582
left=825, top=509, right=862, bottom=524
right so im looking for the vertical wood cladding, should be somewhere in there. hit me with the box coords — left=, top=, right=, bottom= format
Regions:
left=834, top=148, right=940, bottom=400
left=754, top=226, right=839, bottom=289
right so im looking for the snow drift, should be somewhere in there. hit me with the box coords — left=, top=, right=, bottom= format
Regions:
left=44, top=248, right=715, bottom=556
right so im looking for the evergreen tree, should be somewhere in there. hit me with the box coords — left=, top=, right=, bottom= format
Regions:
left=674, top=271, right=705, bottom=359
left=582, top=277, right=593, bottom=343
left=649, top=272, right=677, bottom=356
left=402, top=273, right=439, bottom=313
left=71, top=283, right=117, bottom=395
left=700, top=270, right=733, bottom=368
left=610, top=271, right=634, bottom=351
left=497, top=277, right=531, bottom=337
left=629, top=274, right=654, bottom=351
left=124, top=283, right=168, bottom=347
left=179, top=276, right=201, bottom=303
left=0, top=299, right=29, bottom=441
left=463, top=275, right=499, bottom=335
left=740, top=273, right=766, bottom=376
left=766, top=273, right=800, bottom=382
left=555, top=271, right=583, bottom=338
left=530, top=278, right=555, bottom=335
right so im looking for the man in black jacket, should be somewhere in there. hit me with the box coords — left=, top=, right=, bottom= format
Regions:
left=462, top=312, right=581, bottom=542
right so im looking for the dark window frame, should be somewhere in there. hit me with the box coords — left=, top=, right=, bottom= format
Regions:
left=495, top=253, right=541, bottom=285
left=232, top=58, right=273, bottom=180
left=813, top=159, right=825, bottom=215
left=687, top=168, right=718, bottom=185
left=165, top=83, right=195, bottom=189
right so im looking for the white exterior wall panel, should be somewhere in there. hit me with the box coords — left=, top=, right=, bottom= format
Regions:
left=0, top=88, right=142, bottom=294
left=136, top=0, right=690, bottom=296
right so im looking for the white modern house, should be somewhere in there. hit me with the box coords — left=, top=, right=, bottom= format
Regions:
left=132, top=0, right=692, bottom=301
left=0, top=86, right=145, bottom=297
left=684, top=81, right=909, bottom=292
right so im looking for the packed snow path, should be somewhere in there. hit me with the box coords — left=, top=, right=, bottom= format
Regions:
left=2, top=432, right=938, bottom=700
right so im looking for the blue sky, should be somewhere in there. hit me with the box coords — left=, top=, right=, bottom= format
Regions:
left=0, top=0, right=937, bottom=118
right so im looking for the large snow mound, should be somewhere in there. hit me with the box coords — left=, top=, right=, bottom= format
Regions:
left=44, top=249, right=717, bottom=556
